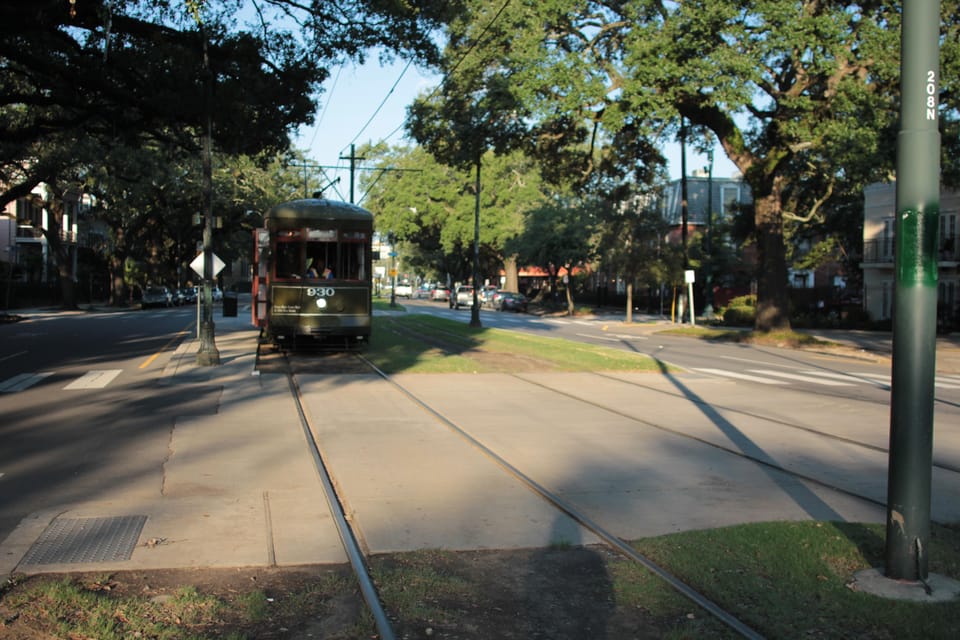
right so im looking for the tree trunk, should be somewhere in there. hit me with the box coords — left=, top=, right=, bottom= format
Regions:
left=754, top=183, right=791, bottom=332
left=109, top=254, right=126, bottom=306
left=564, top=264, right=575, bottom=315
left=625, top=280, right=633, bottom=324
left=503, top=254, right=519, bottom=292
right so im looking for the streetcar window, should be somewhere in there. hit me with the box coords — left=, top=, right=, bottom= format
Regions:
left=305, top=231, right=337, bottom=279
left=338, top=231, right=367, bottom=281
left=272, top=226, right=369, bottom=281
left=274, top=241, right=301, bottom=279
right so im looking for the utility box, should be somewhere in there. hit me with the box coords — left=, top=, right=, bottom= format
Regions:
left=222, top=292, right=238, bottom=317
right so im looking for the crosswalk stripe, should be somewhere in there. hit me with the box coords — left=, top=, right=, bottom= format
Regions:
left=0, top=372, right=54, bottom=393
left=63, top=369, right=122, bottom=390
left=748, top=369, right=855, bottom=386
left=691, top=368, right=787, bottom=384
left=797, top=370, right=890, bottom=388
left=857, top=372, right=960, bottom=390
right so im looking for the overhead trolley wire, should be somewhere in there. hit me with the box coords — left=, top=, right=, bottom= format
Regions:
left=343, top=58, right=414, bottom=152
left=380, top=0, right=514, bottom=143
left=309, top=63, right=344, bottom=150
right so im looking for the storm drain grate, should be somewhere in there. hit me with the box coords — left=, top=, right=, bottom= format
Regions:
left=21, top=515, right=147, bottom=565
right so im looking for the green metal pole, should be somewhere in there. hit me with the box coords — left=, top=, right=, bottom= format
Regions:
left=885, top=0, right=940, bottom=581
left=470, top=153, right=482, bottom=328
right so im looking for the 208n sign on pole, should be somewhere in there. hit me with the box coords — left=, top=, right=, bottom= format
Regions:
left=885, top=0, right=940, bottom=582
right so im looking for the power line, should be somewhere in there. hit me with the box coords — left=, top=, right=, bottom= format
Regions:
left=310, top=63, right=344, bottom=150
left=345, top=58, right=413, bottom=151
left=381, top=0, right=514, bottom=143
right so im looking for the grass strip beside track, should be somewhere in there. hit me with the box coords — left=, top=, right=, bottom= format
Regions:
left=3, top=522, right=959, bottom=638
left=366, top=314, right=665, bottom=374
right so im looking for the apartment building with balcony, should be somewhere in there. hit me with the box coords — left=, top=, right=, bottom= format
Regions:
left=1, top=184, right=100, bottom=306
left=862, top=181, right=959, bottom=329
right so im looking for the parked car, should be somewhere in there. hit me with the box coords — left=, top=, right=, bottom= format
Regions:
left=480, top=285, right=498, bottom=307
left=211, top=286, right=223, bottom=302
left=450, top=285, right=475, bottom=310
left=395, top=282, right=414, bottom=298
left=181, top=287, right=198, bottom=304
left=431, top=286, right=451, bottom=302
left=493, top=291, right=528, bottom=312
left=142, top=286, right=172, bottom=309
left=414, top=283, right=436, bottom=299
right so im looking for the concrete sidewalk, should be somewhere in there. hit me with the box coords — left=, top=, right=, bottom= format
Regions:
left=2, top=305, right=957, bottom=579
left=2, top=311, right=348, bottom=576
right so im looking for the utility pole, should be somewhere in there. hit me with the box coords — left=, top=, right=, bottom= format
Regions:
left=704, top=148, right=715, bottom=317
left=885, top=0, right=940, bottom=581
left=679, top=118, right=690, bottom=323
left=340, top=144, right=365, bottom=204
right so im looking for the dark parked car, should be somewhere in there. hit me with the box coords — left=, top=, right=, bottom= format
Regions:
left=493, top=291, right=528, bottom=312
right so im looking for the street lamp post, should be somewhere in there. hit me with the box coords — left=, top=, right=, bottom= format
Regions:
left=196, top=23, right=219, bottom=366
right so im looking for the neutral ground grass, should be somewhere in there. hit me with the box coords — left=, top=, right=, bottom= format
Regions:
left=365, top=313, right=666, bottom=374
left=4, top=522, right=957, bottom=639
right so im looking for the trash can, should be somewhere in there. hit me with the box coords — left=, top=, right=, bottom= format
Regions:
left=222, top=292, right=238, bottom=317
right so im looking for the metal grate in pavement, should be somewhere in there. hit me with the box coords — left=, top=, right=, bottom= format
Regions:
left=21, top=515, right=147, bottom=565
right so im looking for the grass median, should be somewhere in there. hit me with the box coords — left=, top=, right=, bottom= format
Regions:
left=365, top=313, right=666, bottom=374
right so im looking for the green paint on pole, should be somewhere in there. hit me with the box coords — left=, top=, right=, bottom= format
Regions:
left=885, top=0, right=941, bottom=581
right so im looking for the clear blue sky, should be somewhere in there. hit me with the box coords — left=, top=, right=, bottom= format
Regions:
left=292, top=57, right=740, bottom=204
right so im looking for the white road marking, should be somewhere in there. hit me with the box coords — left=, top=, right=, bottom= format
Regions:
left=747, top=369, right=855, bottom=386
left=719, top=355, right=798, bottom=369
left=691, top=368, right=787, bottom=385
left=798, top=371, right=890, bottom=389
left=63, top=369, right=123, bottom=390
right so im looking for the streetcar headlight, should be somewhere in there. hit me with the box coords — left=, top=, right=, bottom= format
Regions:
left=316, top=298, right=327, bottom=309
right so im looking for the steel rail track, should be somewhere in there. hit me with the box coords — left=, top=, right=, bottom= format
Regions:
left=283, top=365, right=396, bottom=640
left=355, top=353, right=766, bottom=640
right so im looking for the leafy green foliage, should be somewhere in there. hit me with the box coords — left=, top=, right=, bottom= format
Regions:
left=363, top=145, right=552, bottom=284
left=429, top=0, right=960, bottom=331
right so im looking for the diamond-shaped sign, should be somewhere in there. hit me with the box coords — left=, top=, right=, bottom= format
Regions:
left=190, top=252, right=225, bottom=278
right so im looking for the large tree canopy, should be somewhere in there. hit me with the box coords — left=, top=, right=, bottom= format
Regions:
left=434, top=0, right=960, bottom=331
left=363, top=144, right=549, bottom=287
left=0, top=0, right=454, bottom=206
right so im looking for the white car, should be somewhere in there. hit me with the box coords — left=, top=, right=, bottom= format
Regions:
left=142, top=286, right=172, bottom=309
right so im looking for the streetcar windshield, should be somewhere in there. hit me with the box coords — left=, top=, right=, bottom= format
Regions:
left=273, top=228, right=367, bottom=281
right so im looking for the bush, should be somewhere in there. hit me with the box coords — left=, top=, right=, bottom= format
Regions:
left=722, top=305, right=756, bottom=326
left=720, top=294, right=756, bottom=326
left=727, top=294, right=756, bottom=308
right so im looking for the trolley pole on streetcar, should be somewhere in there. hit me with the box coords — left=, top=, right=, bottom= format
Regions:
left=885, top=0, right=940, bottom=581
left=196, top=24, right=220, bottom=366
